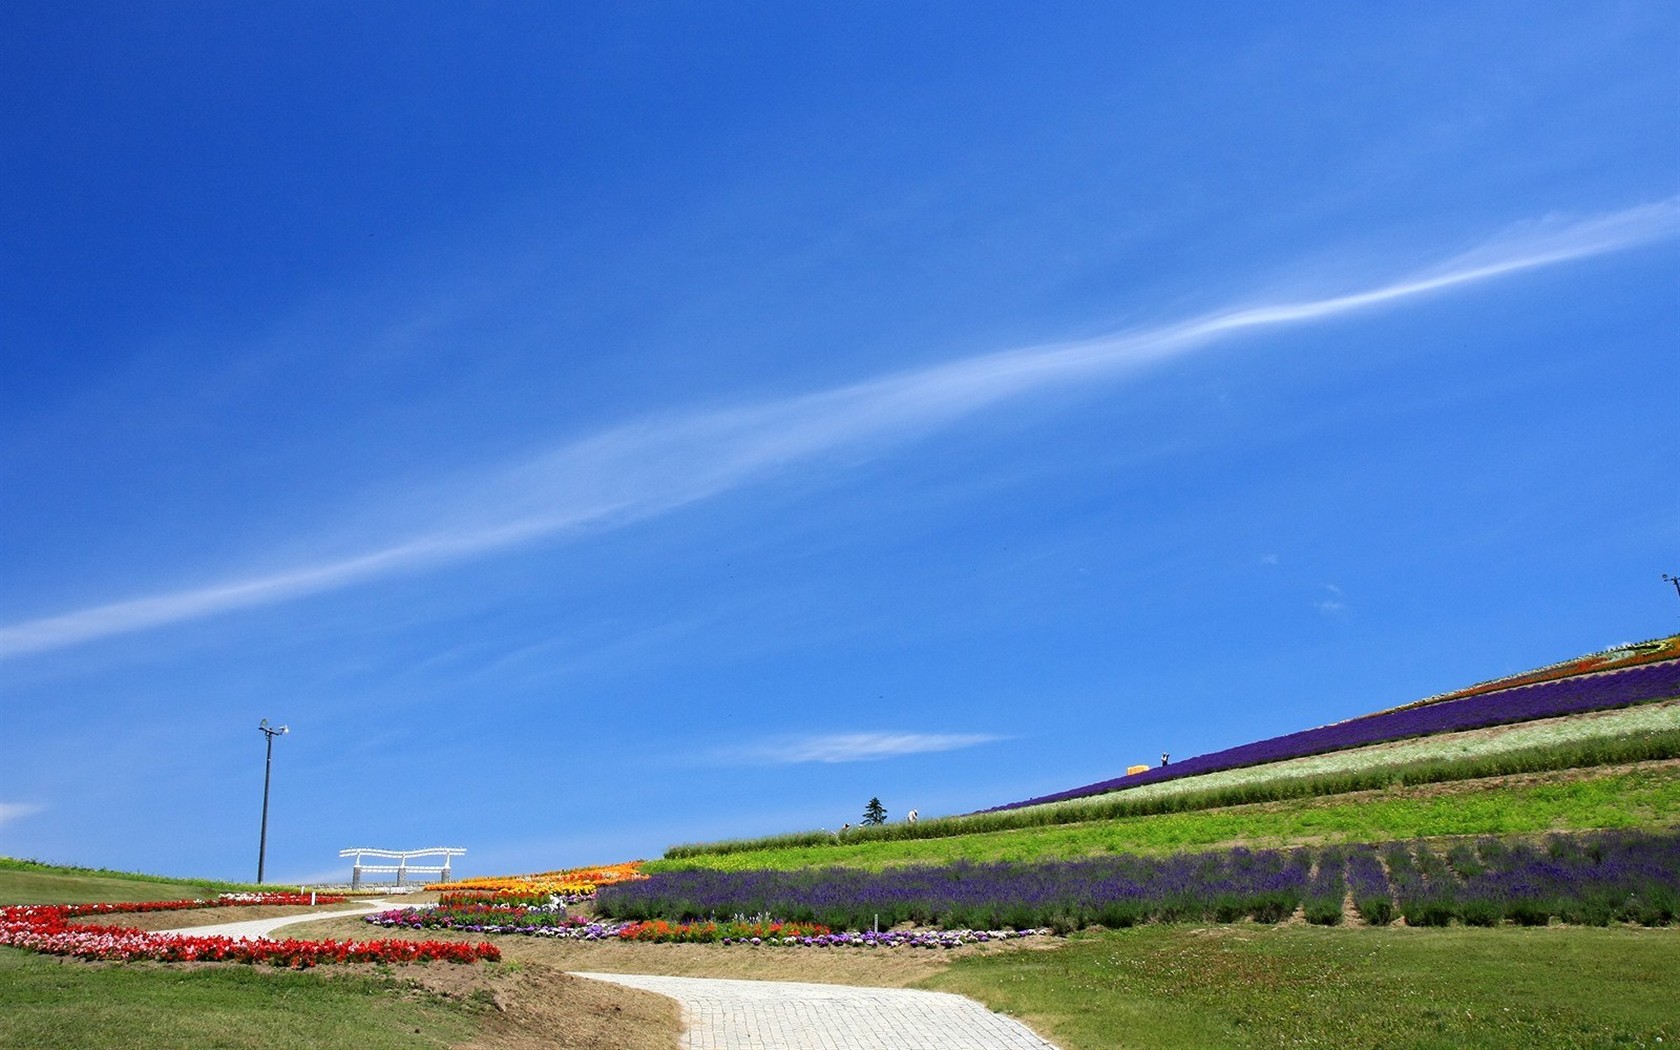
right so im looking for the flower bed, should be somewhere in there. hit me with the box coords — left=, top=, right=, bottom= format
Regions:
left=362, top=907, right=1038, bottom=947
left=996, top=657, right=1680, bottom=811
left=0, top=897, right=499, bottom=967
left=55, top=892, right=345, bottom=918
left=1380, top=635, right=1680, bottom=715
left=437, top=890, right=555, bottom=909
left=213, top=892, right=343, bottom=905
left=369, top=900, right=579, bottom=932
left=603, top=829, right=1680, bottom=932
left=1364, top=831, right=1680, bottom=927
left=425, top=861, right=645, bottom=901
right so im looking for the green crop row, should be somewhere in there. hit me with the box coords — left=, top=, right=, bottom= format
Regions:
left=664, top=725, right=1680, bottom=860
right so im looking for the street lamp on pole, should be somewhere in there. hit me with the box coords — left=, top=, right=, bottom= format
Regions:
left=257, top=719, right=289, bottom=884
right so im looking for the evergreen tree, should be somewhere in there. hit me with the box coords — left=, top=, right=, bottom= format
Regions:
left=862, top=797, right=887, bottom=825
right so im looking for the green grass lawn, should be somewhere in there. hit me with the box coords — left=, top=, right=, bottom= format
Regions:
left=929, top=924, right=1680, bottom=1050
left=0, top=948, right=483, bottom=1050
left=652, top=764, right=1680, bottom=871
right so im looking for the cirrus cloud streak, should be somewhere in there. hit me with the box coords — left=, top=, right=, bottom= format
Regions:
left=0, top=803, right=45, bottom=829
left=2, top=198, right=1675, bottom=658
left=715, top=732, right=1008, bottom=765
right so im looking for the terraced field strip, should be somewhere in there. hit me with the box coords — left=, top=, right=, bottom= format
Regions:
left=1020, top=698, right=1680, bottom=813
left=1002, top=657, right=1680, bottom=809
left=669, top=699, right=1680, bottom=863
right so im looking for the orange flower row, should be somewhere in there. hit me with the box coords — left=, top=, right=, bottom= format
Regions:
left=426, top=861, right=646, bottom=895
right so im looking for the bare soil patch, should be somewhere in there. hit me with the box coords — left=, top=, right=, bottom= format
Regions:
left=428, top=962, right=677, bottom=1050
left=282, top=911, right=1043, bottom=986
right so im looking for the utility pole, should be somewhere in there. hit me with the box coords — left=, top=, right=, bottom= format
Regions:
left=1665, top=574, right=1680, bottom=604
left=257, top=719, right=289, bottom=883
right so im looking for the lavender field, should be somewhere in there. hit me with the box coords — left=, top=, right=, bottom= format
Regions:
left=997, top=658, right=1680, bottom=811
left=605, top=828, right=1680, bottom=932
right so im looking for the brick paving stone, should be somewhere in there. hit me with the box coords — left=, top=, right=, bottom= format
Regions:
left=573, top=971, right=1061, bottom=1050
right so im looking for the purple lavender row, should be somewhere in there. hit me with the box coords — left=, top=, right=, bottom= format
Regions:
left=1302, top=847, right=1347, bottom=924
left=1345, top=845, right=1393, bottom=925
left=1391, top=832, right=1680, bottom=927
left=608, top=830, right=1680, bottom=931
left=599, top=849, right=1314, bottom=931
left=993, top=659, right=1680, bottom=811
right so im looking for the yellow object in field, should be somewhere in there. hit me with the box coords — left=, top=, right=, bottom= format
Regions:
left=1126, top=764, right=1150, bottom=775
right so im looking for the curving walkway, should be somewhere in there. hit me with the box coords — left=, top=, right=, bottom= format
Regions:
left=156, top=900, right=393, bottom=939
left=573, top=971, right=1060, bottom=1050
left=156, top=910, right=1061, bottom=1047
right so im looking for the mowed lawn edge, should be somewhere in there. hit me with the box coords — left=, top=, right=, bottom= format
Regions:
left=0, top=947, right=485, bottom=1050
left=923, top=924, right=1680, bottom=1050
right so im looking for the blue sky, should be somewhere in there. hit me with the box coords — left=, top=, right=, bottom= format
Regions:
left=2, top=3, right=1676, bottom=884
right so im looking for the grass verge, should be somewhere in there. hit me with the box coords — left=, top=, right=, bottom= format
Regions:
left=927, top=924, right=1680, bottom=1050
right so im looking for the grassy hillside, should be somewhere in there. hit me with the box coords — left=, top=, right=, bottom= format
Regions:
left=0, top=857, right=289, bottom=905
left=654, top=761, right=1680, bottom=872
left=624, top=646, right=1680, bottom=1047
left=8, top=822, right=1678, bottom=1050
left=9, top=641, right=1680, bottom=1050
left=667, top=706, right=1680, bottom=860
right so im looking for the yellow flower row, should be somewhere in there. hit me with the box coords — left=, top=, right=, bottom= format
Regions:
left=427, top=861, right=646, bottom=895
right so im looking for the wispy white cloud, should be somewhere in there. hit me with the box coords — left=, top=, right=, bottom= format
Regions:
left=717, top=731, right=1006, bottom=765
left=3, top=198, right=1674, bottom=658
left=0, top=802, right=45, bottom=828
left=1315, top=583, right=1348, bottom=615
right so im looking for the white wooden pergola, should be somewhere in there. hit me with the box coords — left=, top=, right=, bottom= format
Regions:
left=338, top=846, right=466, bottom=888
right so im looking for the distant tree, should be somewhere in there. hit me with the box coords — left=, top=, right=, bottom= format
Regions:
left=862, top=797, right=887, bottom=825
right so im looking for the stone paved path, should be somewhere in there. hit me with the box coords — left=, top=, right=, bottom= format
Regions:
left=573, top=971, right=1060, bottom=1050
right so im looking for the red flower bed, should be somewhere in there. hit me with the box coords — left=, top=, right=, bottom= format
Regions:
left=58, top=892, right=345, bottom=918
left=0, top=899, right=498, bottom=967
